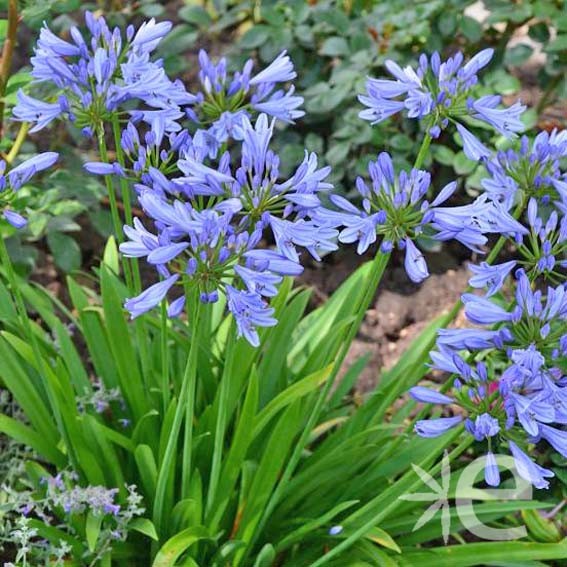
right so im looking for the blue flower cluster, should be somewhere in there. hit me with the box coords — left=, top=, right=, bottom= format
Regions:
left=408, top=129, right=567, bottom=489
left=359, top=49, right=526, bottom=160
left=0, top=153, right=59, bottom=228
left=317, top=152, right=525, bottom=283
left=186, top=49, right=304, bottom=147
left=118, top=113, right=334, bottom=346
left=13, top=13, right=189, bottom=134
left=413, top=268, right=567, bottom=489
left=358, top=49, right=567, bottom=489
left=13, top=11, right=304, bottom=151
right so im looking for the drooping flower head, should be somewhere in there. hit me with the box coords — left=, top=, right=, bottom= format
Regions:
left=319, top=151, right=526, bottom=283
left=359, top=49, right=526, bottom=159
left=0, top=153, right=59, bottom=228
left=13, top=12, right=192, bottom=133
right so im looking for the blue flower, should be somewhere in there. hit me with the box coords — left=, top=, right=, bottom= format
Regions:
left=187, top=49, right=304, bottom=140
left=467, top=413, right=500, bottom=441
left=470, top=96, right=525, bottom=137
left=14, top=12, right=187, bottom=132
left=130, top=18, right=172, bottom=51
left=509, top=441, right=554, bottom=489
left=468, top=260, right=517, bottom=297
left=462, top=293, right=517, bottom=325
left=414, top=416, right=462, bottom=437
left=249, top=50, right=296, bottom=86
left=12, top=92, right=66, bottom=133
left=482, top=131, right=567, bottom=209
left=226, top=285, right=277, bottom=347
left=456, top=123, right=491, bottom=161
left=537, top=424, right=567, bottom=458
left=409, top=386, right=453, bottom=404
left=359, top=49, right=526, bottom=144
left=484, top=451, right=500, bottom=487
left=124, top=274, right=179, bottom=318
left=4, top=210, right=27, bottom=229
left=327, top=151, right=512, bottom=282
left=404, top=238, right=429, bottom=283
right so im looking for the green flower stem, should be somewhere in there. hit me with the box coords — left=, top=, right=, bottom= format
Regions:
left=96, top=125, right=133, bottom=290
left=111, top=115, right=142, bottom=294
left=5, top=123, right=29, bottom=165
left=160, top=300, right=170, bottom=414
left=414, top=132, right=432, bottom=170
left=310, top=433, right=472, bottom=567
left=153, top=294, right=202, bottom=538
left=108, top=116, right=152, bottom=387
left=246, top=250, right=391, bottom=559
left=206, top=323, right=235, bottom=515
left=0, top=235, right=76, bottom=468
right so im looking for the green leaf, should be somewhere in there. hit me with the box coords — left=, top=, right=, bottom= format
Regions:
left=47, top=232, right=81, bottom=273
left=505, top=44, right=533, bottom=66
left=433, top=145, right=455, bottom=167
left=140, top=4, right=165, bottom=17
left=0, top=414, right=65, bottom=466
left=365, top=526, right=401, bottom=553
left=179, top=5, right=212, bottom=27
left=399, top=539, right=567, bottom=566
left=454, top=152, right=476, bottom=175
left=236, top=402, right=303, bottom=556
left=325, top=142, right=350, bottom=167
left=239, top=25, right=271, bottom=49
left=102, top=237, right=120, bottom=275
left=130, top=518, right=159, bottom=541
left=522, top=509, right=562, bottom=543
left=135, top=444, right=158, bottom=499
left=152, top=526, right=210, bottom=567
left=207, top=370, right=259, bottom=531
left=253, top=544, right=276, bottom=567
left=459, top=16, right=482, bottom=42
left=253, top=364, right=332, bottom=438
left=437, top=12, right=457, bottom=36
left=546, top=34, right=567, bottom=52
left=319, top=37, right=350, bottom=57
left=86, top=511, right=102, bottom=552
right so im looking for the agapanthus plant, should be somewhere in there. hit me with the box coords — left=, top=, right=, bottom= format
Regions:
left=483, top=130, right=567, bottom=210
left=12, top=12, right=192, bottom=134
left=413, top=266, right=567, bottom=489
left=0, top=152, right=59, bottom=228
left=185, top=49, right=304, bottom=146
left=119, top=113, right=334, bottom=346
left=317, top=151, right=526, bottom=283
left=359, top=49, right=526, bottom=160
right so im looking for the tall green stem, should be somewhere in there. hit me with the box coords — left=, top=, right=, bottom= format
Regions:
left=414, top=132, right=432, bottom=170
left=111, top=115, right=141, bottom=294
left=160, top=301, right=170, bottom=414
left=96, top=126, right=123, bottom=244
left=206, top=326, right=235, bottom=514
left=245, top=131, right=434, bottom=556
